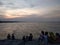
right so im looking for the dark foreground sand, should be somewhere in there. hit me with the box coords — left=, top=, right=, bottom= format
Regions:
left=0, top=39, right=60, bottom=45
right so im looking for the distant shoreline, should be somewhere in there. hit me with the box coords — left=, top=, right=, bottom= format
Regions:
left=0, top=21, right=60, bottom=23
left=0, top=21, right=25, bottom=23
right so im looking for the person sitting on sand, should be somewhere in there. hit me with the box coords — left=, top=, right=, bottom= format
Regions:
left=22, top=36, right=26, bottom=42
left=11, top=33, right=15, bottom=40
left=55, top=33, right=60, bottom=43
left=29, top=33, right=33, bottom=41
left=22, top=36, right=26, bottom=45
left=7, top=34, right=11, bottom=40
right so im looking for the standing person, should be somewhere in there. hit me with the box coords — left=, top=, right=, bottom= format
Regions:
left=38, top=34, right=42, bottom=45
left=44, top=32, right=48, bottom=45
left=7, top=34, right=11, bottom=40
left=38, top=31, right=44, bottom=45
left=29, top=33, right=33, bottom=41
left=12, top=33, right=15, bottom=40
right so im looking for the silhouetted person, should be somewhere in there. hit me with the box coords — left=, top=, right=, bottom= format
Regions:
left=38, top=31, right=44, bottom=45
left=12, top=33, right=15, bottom=40
left=44, top=32, right=48, bottom=45
left=26, top=36, right=29, bottom=42
left=55, top=33, right=60, bottom=43
left=41, top=31, right=44, bottom=41
left=38, top=34, right=42, bottom=45
left=41, top=31, right=44, bottom=35
left=29, top=33, right=33, bottom=41
left=22, top=36, right=26, bottom=45
left=56, top=33, right=60, bottom=38
left=22, top=36, right=26, bottom=42
left=7, top=34, right=11, bottom=40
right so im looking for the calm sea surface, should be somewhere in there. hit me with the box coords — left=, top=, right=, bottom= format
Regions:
left=0, top=22, right=60, bottom=39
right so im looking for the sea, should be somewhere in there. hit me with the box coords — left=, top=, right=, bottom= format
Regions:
left=0, top=22, right=60, bottom=39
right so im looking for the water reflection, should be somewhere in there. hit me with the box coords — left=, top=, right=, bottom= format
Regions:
left=0, top=22, right=60, bottom=39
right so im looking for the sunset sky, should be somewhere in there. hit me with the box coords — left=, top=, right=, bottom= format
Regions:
left=0, top=0, right=60, bottom=21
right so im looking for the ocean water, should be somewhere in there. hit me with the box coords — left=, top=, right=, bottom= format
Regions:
left=0, top=22, right=60, bottom=39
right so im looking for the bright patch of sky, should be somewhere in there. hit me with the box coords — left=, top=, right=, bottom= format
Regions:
left=0, top=0, right=60, bottom=21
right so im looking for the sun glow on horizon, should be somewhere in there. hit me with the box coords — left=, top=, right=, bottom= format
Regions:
left=4, top=8, right=43, bottom=18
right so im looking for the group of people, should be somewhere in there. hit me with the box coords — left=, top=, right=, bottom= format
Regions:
left=48, top=32, right=60, bottom=43
left=38, top=31, right=60, bottom=45
left=7, top=33, right=15, bottom=40
left=38, top=31, right=48, bottom=45
left=7, top=33, right=33, bottom=41
left=7, top=31, right=60, bottom=45
left=22, top=33, right=33, bottom=42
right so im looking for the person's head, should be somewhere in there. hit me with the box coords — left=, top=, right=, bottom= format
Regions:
left=7, top=33, right=11, bottom=39
left=30, top=33, right=32, bottom=36
left=45, top=32, right=48, bottom=35
left=56, top=33, right=60, bottom=37
left=8, top=34, right=10, bottom=36
left=41, top=31, right=44, bottom=35
left=12, top=33, right=14, bottom=36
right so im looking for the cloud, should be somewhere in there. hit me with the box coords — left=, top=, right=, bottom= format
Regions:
left=0, top=8, right=41, bottom=19
left=0, top=0, right=60, bottom=9
left=0, top=6, right=60, bottom=18
left=0, top=0, right=60, bottom=21
left=0, top=1, right=3, bottom=6
left=40, top=8, right=60, bottom=18
left=0, top=0, right=36, bottom=9
left=1, top=8, right=60, bottom=21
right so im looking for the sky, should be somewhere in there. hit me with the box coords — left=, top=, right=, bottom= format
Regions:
left=0, top=0, right=60, bottom=21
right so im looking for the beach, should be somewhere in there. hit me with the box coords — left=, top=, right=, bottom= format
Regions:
left=0, top=39, right=60, bottom=45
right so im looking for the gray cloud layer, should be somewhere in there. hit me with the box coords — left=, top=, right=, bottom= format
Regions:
left=0, top=7, right=60, bottom=21
left=0, top=0, right=60, bottom=21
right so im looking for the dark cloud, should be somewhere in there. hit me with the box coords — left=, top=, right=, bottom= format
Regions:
left=0, top=1, right=3, bottom=6
left=8, top=3, right=14, bottom=5
left=42, top=9, right=60, bottom=18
